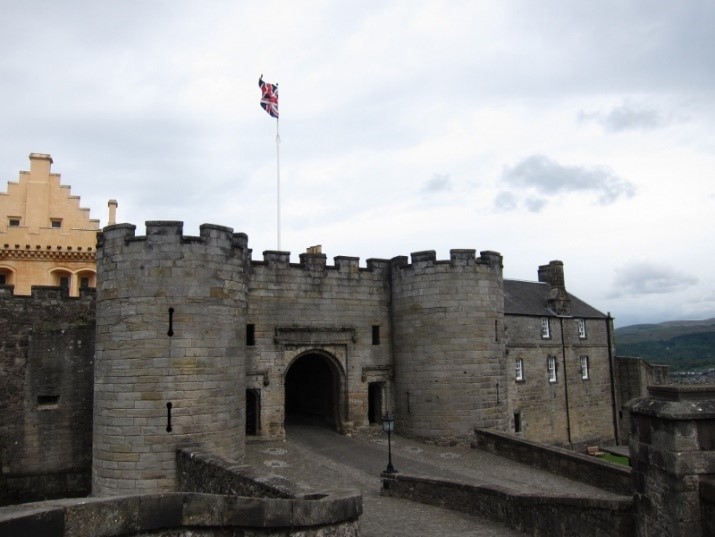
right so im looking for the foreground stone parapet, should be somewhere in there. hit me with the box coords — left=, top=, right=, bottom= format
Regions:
left=474, top=428, right=632, bottom=495
left=381, top=472, right=633, bottom=537
left=629, top=384, right=715, bottom=537
left=0, top=491, right=361, bottom=536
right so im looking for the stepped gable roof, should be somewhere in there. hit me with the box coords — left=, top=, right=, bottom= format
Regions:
left=504, top=279, right=607, bottom=318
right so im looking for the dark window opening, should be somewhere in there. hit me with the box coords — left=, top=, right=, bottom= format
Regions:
left=246, top=324, right=255, bottom=346
left=0, top=274, right=5, bottom=285
left=368, top=382, right=384, bottom=424
left=8, top=218, right=20, bottom=227
left=80, top=277, right=90, bottom=288
left=37, top=395, right=59, bottom=409
left=51, top=219, right=62, bottom=228
left=514, top=412, right=522, bottom=433
left=246, top=389, right=260, bottom=435
left=59, top=276, right=70, bottom=289
left=372, top=325, right=380, bottom=345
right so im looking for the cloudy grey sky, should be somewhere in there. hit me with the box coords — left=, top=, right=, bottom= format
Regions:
left=1, top=1, right=714, bottom=327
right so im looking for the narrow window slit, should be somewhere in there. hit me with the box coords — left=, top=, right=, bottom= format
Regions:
left=167, top=307, right=174, bottom=337
left=166, top=402, right=173, bottom=432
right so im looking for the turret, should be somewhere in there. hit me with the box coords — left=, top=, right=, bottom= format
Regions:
left=92, top=222, right=249, bottom=495
left=390, top=249, right=508, bottom=442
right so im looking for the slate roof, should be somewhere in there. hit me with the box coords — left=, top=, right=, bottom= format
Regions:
left=503, top=279, right=607, bottom=318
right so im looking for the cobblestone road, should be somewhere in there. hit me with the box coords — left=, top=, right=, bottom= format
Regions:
left=245, top=424, right=623, bottom=536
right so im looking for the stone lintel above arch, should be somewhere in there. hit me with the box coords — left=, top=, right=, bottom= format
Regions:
left=273, top=326, right=357, bottom=345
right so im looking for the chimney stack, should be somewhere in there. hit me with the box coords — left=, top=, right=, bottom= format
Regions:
left=538, top=260, right=571, bottom=315
left=28, top=153, right=53, bottom=177
left=107, top=199, right=118, bottom=226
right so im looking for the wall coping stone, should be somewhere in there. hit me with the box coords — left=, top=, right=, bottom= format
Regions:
left=474, top=428, right=632, bottom=495
left=381, top=472, right=633, bottom=537
left=0, top=491, right=362, bottom=536
left=628, top=395, right=715, bottom=420
left=647, top=384, right=715, bottom=401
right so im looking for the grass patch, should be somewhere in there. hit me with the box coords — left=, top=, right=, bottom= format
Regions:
left=602, top=453, right=630, bottom=466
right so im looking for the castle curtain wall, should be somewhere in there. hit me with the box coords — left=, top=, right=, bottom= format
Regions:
left=0, top=286, right=95, bottom=505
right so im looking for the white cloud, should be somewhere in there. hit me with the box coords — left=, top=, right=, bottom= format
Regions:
left=421, top=174, right=452, bottom=194
left=610, top=262, right=699, bottom=297
left=494, top=192, right=517, bottom=212
left=499, top=154, right=636, bottom=207
left=579, top=102, right=665, bottom=132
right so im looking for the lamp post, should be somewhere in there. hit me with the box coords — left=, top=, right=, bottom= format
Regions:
left=381, top=413, right=397, bottom=474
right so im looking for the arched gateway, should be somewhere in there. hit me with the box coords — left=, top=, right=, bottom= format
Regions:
left=284, top=350, right=345, bottom=431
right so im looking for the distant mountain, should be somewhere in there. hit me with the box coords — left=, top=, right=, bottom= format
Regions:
left=615, top=318, right=715, bottom=372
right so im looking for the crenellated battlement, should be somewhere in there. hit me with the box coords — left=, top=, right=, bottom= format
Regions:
left=249, top=248, right=502, bottom=278
left=253, top=250, right=391, bottom=277
left=97, top=221, right=248, bottom=259
left=389, top=249, right=503, bottom=274
left=0, top=284, right=96, bottom=301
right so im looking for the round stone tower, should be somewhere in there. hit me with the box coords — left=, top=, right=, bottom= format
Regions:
left=92, top=222, right=248, bottom=495
left=390, top=249, right=508, bottom=442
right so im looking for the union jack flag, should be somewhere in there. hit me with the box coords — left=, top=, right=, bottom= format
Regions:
left=258, top=75, right=279, bottom=119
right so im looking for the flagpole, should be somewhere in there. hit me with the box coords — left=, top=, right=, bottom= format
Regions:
left=276, top=117, right=281, bottom=251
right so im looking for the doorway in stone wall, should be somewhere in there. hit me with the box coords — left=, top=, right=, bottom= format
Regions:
left=368, top=382, right=384, bottom=424
left=284, top=351, right=343, bottom=431
left=246, top=389, right=260, bottom=436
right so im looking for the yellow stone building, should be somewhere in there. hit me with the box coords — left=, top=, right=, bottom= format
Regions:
left=0, top=153, right=116, bottom=296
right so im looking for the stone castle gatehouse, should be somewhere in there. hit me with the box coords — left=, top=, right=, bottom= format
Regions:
left=89, top=220, right=615, bottom=493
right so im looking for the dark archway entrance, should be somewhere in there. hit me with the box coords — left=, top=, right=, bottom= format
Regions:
left=284, top=352, right=341, bottom=429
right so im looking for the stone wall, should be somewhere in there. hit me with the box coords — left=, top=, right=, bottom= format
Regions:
left=474, top=428, right=632, bottom=495
left=628, top=385, right=715, bottom=537
left=507, top=316, right=616, bottom=448
left=0, top=491, right=362, bottom=536
left=614, top=355, right=669, bottom=444
left=0, top=286, right=95, bottom=505
left=390, top=250, right=507, bottom=441
left=381, top=472, right=634, bottom=537
left=177, top=449, right=296, bottom=499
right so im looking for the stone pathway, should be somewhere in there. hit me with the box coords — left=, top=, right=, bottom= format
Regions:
left=245, top=424, right=625, bottom=536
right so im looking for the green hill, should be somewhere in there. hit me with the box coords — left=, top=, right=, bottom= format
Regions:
left=615, top=318, right=715, bottom=372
